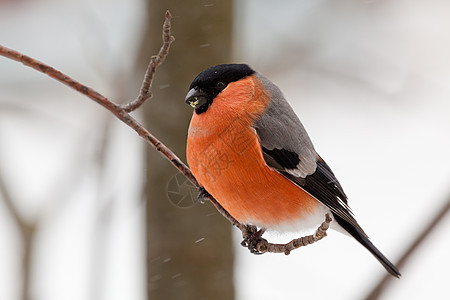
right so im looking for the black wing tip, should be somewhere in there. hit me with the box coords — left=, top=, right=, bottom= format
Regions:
left=334, top=214, right=401, bottom=278
left=376, top=249, right=401, bottom=278
left=388, top=264, right=402, bottom=278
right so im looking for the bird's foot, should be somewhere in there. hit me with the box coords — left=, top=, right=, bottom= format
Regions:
left=197, top=187, right=211, bottom=204
left=241, top=225, right=267, bottom=255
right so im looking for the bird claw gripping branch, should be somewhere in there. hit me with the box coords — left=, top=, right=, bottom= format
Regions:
left=241, top=225, right=267, bottom=255
left=197, top=187, right=211, bottom=204
left=241, top=214, right=332, bottom=255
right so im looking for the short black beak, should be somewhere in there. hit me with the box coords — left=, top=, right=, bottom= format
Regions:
left=185, top=88, right=208, bottom=110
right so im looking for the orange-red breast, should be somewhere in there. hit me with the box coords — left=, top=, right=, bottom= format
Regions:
left=185, top=64, right=400, bottom=277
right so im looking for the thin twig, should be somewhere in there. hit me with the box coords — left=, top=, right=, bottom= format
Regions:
left=121, top=10, right=175, bottom=112
left=0, top=11, right=331, bottom=255
left=0, top=43, right=193, bottom=180
left=366, top=198, right=450, bottom=300
left=0, top=169, right=36, bottom=300
left=0, top=167, right=37, bottom=239
left=0, top=170, right=26, bottom=232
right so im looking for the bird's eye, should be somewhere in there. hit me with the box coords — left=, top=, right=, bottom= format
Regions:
left=215, top=81, right=226, bottom=90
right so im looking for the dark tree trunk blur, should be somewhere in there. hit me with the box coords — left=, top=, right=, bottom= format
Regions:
left=138, top=1, right=234, bottom=300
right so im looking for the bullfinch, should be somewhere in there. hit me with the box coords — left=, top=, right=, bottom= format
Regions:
left=185, top=64, right=400, bottom=278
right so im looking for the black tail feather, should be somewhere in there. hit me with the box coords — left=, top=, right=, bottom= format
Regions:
left=333, top=213, right=401, bottom=278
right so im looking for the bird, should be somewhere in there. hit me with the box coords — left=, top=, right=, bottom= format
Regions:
left=184, top=64, right=400, bottom=278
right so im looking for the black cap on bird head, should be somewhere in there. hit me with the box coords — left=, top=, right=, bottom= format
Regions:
left=185, top=64, right=255, bottom=114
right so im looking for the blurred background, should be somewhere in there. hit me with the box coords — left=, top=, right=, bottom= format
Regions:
left=1, top=0, right=449, bottom=299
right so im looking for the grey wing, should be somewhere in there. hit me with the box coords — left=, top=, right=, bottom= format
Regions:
left=253, top=73, right=366, bottom=235
left=254, top=74, right=318, bottom=178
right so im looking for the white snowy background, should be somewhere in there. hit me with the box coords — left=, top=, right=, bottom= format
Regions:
left=1, top=0, right=449, bottom=300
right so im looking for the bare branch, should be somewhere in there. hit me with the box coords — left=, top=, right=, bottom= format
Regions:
left=0, top=11, right=332, bottom=256
left=0, top=43, right=193, bottom=182
left=241, top=214, right=332, bottom=255
left=366, top=198, right=450, bottom=299
left=0, top=168, right=36, bottom=300
left=0, top=168, right=27, bottom=233
left=121, top=10, right=175, bottom=112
